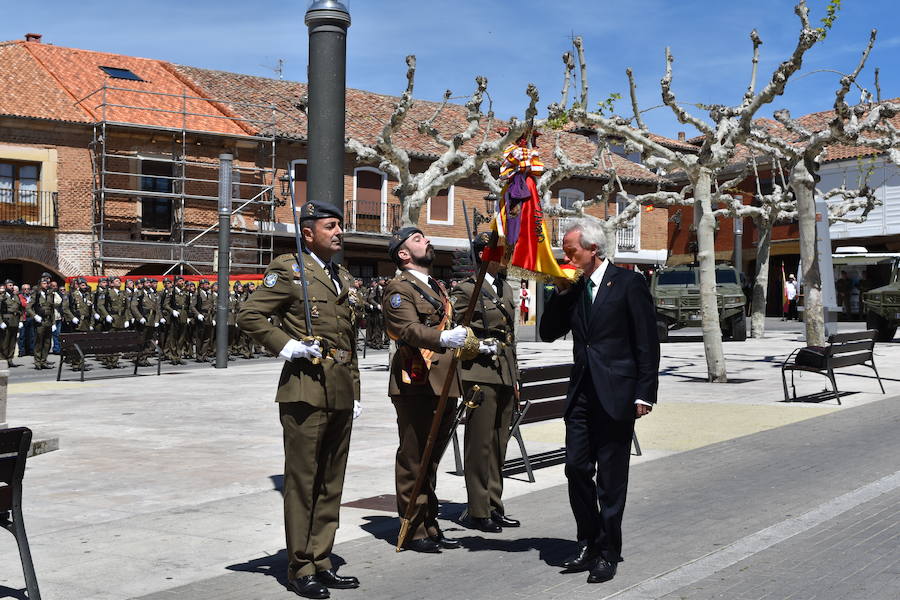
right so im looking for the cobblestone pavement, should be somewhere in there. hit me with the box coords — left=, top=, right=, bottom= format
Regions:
left=132, top=395, right=900, bottom=600
left=1, top=319, right=898, bottom=599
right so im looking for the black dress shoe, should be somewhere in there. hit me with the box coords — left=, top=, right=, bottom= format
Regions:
left=561, top=545, right=600, bottom=572
left=288, top=575, right=330, bottom=599
left=461, top=514, right=501, bottom=533
left=404, top=537, right=441, bottom=553
left=430, top=530, right=461, bottom=549
left=316, top=568, right=359, bottom=589
left=587, top=558, right=617, bottom=583
left=491, top=510, right=520, bottom=528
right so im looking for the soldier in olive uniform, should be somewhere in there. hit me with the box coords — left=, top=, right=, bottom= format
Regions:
left=97, top=276, right=130, bottom=368
left=451, top=232, right=522, bottom=533
left=131, top=278, right=160, bottom=366
left=26, top=276, right=56, bottom=369
left=237, top=283, right=254, bottom=359
left=382, top=227, right=470, bottom=554
left=228, top=282, right=243, bottom=359
left=237, top=201, right=361, bottom=599
left=64, top=278, right=94, bottom=370
left=192, top=279, right=215, bottom=362
left=166, top=276, right=190, bottom=364
left=365, top=280, right=384, bottom=349
left=0, top=279, right=24, bottom=366
left=94, top=277, right=110, bottom=331
left=157, top=278, right=173, bottom=357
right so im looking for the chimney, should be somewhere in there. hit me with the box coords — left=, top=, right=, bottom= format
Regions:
left=677, top=131, right=686, bottom=141
left=25, top=33, right=42, bottom=43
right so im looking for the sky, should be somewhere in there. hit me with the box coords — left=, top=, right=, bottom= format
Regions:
left=4, top=0, right=898, bottom=139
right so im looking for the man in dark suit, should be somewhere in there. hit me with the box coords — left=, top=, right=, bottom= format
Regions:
left=539, top=219, right=659, bottom=584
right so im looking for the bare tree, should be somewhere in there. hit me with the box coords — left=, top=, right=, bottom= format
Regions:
left=568, top=1, right=823, bottom=382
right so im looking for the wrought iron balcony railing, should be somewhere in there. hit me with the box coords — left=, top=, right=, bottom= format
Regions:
left=0, top=190, right=58, bottom=228
left=344, top=198, right=401, bottom=234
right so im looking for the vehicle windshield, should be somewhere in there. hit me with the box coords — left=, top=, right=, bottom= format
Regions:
left=715, top=269, right=738, bottom=284
left=657, top=271, right=696, bottom=285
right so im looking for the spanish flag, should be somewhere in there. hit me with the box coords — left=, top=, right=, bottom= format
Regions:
left=482, top=144, right=578, bottom=281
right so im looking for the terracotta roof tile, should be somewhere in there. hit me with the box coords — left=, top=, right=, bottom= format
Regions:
left=0, top=42, right=90, bottom=123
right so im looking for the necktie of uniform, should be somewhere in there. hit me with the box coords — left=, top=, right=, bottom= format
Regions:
left=494, top=277, right=503, bottom=298
left=326, top=263, right=340, bottom=292
left=428, top=277, right=442, bottom=297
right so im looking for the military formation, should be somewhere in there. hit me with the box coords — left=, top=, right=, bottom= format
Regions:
left=0, top=273, right=277, bottom=370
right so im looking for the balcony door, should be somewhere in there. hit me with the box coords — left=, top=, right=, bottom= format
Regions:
left=353, top=168, right=385, bottom=233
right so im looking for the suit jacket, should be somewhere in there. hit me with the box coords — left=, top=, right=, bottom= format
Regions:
left=540, top=263, right=659, bottom=422
left=237, top=253, right=360, bottom=409
left=382, top=271, right=461, bottom=398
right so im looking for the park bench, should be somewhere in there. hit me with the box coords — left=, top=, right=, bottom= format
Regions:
left=452, top=363, right=641, bottom=483
left=57, top=331, right=161, bottom=382
left=1, top=427, right=41, bottom=600
left=781, top=329, right=885, bottom=404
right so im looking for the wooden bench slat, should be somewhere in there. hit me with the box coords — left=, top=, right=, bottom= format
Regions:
left=828, top=353, right=873, bottom=368
left=520, top=364, right=573, bottom=383
left=520, top=398, right=566, bottom=424
left=520, top=380, right=570, bottom=402
left=829, top=329, right=878, bottom=343
left=830, top=340, right=875, bottom=355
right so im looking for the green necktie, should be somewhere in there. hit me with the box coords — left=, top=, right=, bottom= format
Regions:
left=584, top=279, right=595, bottom=318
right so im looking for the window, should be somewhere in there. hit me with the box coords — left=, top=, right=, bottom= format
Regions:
left=353, top=168, right=385, bottom=233
left=427, top=187, right=453, bottom=225
left=608, top=141, right=641, bottom=163
left=140, top=160, right=173, bottom=231
left=291, top=160, right=307, bottom=205
left=0, top=161, right=40, bottom=204
left=99, top=66, right=144, bottom=81
left=617, top=194, right=639, bottom=250
left=556, top=188, right=583, bottom=246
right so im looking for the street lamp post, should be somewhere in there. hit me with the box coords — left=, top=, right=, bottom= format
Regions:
left=305, top=0, right=350, bottom=216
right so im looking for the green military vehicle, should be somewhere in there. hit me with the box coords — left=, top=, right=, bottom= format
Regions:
left=863, top=256, right=900, bottom=341
left=651, top=264, right=747, bottom=342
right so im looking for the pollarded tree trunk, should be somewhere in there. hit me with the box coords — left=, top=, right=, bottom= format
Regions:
left=694, top=169, right=728, bottom=382
left=792, top=158, right=826, bottom=346
left=750, top=210, right=776, bottom=338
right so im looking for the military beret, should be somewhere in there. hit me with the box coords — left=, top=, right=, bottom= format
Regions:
left=98, top=276, right=108, bottom=282
left=40, top=272, right=52, bottom=278
left=299, top=200, right=342, bottom=221
left=200, top=279, right=209, bottom=285
left=137, top=278, right=146, bottom=284
left=4, top=279, right=13, bottom=285
left=174, top=275, right=185, bottom=282
left=233, top=281, right=242, bottom=287
left=162, top=278, right=172, bottom=283
left=388, top=227, right=424, bottom=259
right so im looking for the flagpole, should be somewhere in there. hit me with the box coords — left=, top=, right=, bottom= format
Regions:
left=396, top=230, right=498, bottom=551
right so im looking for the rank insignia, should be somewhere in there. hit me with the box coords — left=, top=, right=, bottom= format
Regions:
left=264, top=273, right=278, bottom=288
left=310, top=304, right=320, bottom=318
left=390, top=293, right=402, bottom=308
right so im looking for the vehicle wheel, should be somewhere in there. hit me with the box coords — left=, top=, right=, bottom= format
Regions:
left=731, top=314, right=747, bottom=341
left=867, top=313, right=897, bottom=342
left=656, top=320, right=669, bottom=343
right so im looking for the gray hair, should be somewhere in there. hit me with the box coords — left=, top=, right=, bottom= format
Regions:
left=566, top=218, right=608, bottom=260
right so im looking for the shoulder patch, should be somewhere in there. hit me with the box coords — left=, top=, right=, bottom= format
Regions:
left=291, top=263, right=300, bottom=274
left=264, top=273, right=278, bottom=288
left=390, top=293, right=402, bottom=308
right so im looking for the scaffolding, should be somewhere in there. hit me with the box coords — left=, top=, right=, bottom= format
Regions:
left=85, top=83, right=280, bottom=276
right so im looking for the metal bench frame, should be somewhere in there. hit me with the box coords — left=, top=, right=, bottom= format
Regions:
left=57, top=331, right=162, bottom=382
left=1, top=427, right=41, bottom=600
left=452, top=363, right=641, bottom=483
left=781, top=329, right=885, bottom=404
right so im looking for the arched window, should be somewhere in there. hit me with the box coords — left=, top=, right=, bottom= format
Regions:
left=353, top=167, right=386, bottom=233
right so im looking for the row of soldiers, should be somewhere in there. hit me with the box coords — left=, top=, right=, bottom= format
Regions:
left=0, top=274, right=272, bottom=370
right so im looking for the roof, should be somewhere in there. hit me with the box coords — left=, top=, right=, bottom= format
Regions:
left=0, top=42, right=90, bottom=123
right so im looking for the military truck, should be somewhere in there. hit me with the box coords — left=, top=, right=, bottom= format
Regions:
left=651, top=264, right=747, bottom=342
left=863, top=256, right=900, bottom=341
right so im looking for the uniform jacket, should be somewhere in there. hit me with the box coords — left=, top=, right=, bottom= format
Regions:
left=237, top=253, right=360, bottom=409
left=382, top=270, right=461, bottom=398
left=539, top=263, right=660, bottom=422
left=169, top=287, right=191, bottom=323
left=26, top=289, right=55, bottom=324
left=97, top=287, right=128, bottom=328
left=64, top=290, right=93, bottom=330
left=0, top=290, right=23, bottom=327
left=450, top=275, right=518, bottom=387
left=192, top=288, right=216, bottom=320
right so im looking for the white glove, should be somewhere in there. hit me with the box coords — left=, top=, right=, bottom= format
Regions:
left=197, top=314, right=204, bottom=322
left=478, top=341, right=499, bottom=355
left=94, top=312, right=101, bottom=321
left=353, top=400, right=362, bottom=420
left=0, top=322, right=6, bottom=330
left=124, top=320, right=130, bottom=328
left=439, top=325, right=468, bottom=349
left=279, top=338, right=322, bottom=361
left=89, top=326, right=94, bottom=331
left=70, top=317, right=78, bottom=325
left=139, top=317, right=147, bottom=325
left=18, top=322, right=23, bottom=329
left=34, top=315, right=43, bottom=324
left=51, top=324, right=57, bottom=333
left=105, top=315, right=113, bottom=323
left=159, top=318, right=166, bottom=325
left=153, top=321, right=159, bottom=328
left=212, top=320, right=216, bottom=326
left=188, top=319, right=193, bottom=325
left=172, top=310, right=180, bottom=318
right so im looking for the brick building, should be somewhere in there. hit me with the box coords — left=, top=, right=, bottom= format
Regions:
left=0, top=34, right=669, bottom=285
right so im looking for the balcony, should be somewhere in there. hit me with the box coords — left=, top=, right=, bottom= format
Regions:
left=344, top=198, right=400, bottom=234
left=0, top=190, right=58, bottom=228
left=547, top=215, right=639, bottom=252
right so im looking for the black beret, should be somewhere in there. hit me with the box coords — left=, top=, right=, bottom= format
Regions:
left=40, top=272, right=51, bottom=278
left=137, top=278, right=146, bottom=284
left=388, top=227, right=424, bottom=259
left=299, top=200, right=342, bottom=221
left=3, top=279, right=13, bottom=284
left=162, top=278, right=172, bottom=283
left=200, top=279, right=209, bottom=284
left=149, top=278, right=157, bottom=283
left=98, top=276, right=108, bottom=282
left=174, top=275, right=185, bottom=282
